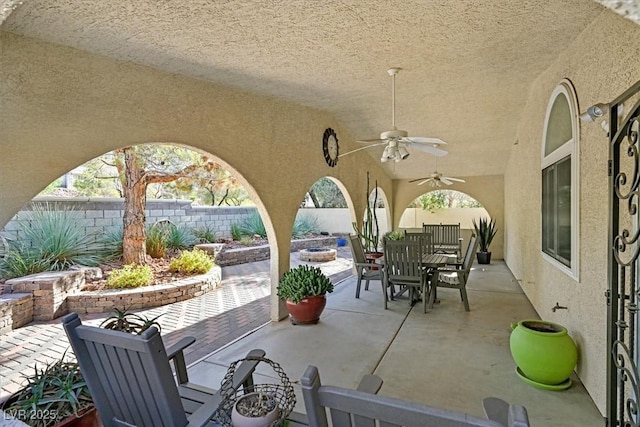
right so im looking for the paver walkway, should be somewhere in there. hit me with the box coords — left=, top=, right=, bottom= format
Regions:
left=0, top=247, right=353, bottom=400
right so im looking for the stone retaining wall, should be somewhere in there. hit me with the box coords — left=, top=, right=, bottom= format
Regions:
left=0, top=293, right=33, bottom=334
left=66, top=266, right=221, bottom=314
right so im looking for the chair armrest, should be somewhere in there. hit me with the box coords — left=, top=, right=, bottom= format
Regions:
left=483, top=397, right=530, bottom=427
left=356, top=374, right=383, bottom=394
left=166, top=336, right=196, bottom=385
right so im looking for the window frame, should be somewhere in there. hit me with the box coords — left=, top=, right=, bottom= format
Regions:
left=541, top=80, right=580, bottom=280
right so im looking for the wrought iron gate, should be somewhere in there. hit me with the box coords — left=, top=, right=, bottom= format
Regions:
left=608, top=80, right=640, bottom=427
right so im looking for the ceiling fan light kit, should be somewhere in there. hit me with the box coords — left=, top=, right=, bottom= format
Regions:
left=338, top=67, right=449, bottom=161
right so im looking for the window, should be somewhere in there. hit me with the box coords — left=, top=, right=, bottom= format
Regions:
left=541, top=81, right=579, bottom=279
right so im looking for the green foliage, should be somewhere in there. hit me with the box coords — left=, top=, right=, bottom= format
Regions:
left=239, top=236, right=256, bottom=246
left=100, top=307, right=163, bottom=335
left=99, top=227, right=124, bottom=261
left=146, top=224, right=170, bottom=258
left=353, top=172, right=380, bottom=253
left=0, top=246, right=53, bottom=279
left=307, top=177, right=347, bottom=207
left=230, top=223, right=244, bottom=241
left=166, top=223, right=198, bottom=249
left=169, top=248, right=214, bottom=275
left=473, top=217, right=498, bottom=252
left=0, top=204, right=106, bottom=277
left=418, top=191, right=448, bottom=212
left=193, top=226, right=217, bottom=243
left=384, top=230, right=405, bottom=241
left=1, top=355, right=93, bottom=427
left=277, top=265, right=334, bottom=304
left=238, top=211, right=267, bottom=238
left=106, top=264, right=153, bottom=289
left=292, top=213, right=320, bottom=238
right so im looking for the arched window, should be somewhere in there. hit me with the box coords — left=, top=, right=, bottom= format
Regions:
left=541, top=80, right=579, bottom=279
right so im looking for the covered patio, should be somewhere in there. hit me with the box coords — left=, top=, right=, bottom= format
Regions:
left=2, top=0, right=640, bottom=424
left=187, top=261, right=602, bottom=426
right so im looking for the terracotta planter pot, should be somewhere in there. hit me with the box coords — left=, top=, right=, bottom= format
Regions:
left=365, top=252, right=384, bottom=270
left=54, top=406, right=101, bottom=427
left=510, top=319, right=578, bottom=388
left=285, top=295, right=327, bottom=325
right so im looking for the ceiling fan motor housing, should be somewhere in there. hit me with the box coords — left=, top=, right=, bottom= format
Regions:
left=380, top=129, right=408, bottom=140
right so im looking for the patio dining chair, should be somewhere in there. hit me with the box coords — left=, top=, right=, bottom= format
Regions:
left=383, top=239, right=432, bottom=312
left=300, top=365, right=530, bottom=427
left=348, top=234, right=383, bottom=298
left=429, top=234, right=478, bottom=311
left=62, top=312, right=265, bottom=427
left=404, top=230, right=435, bottom=256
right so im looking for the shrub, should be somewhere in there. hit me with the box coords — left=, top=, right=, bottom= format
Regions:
left=0, top=246, right=53, bottom=279
left=239, top=211, right=267, bottom=238
left=238, top=236, right=256, bottom=246
left=146, top=224, right=169, bottom=258
left=230, top=223, right=244, bottom=241
left=106, top=264, right=153, bottom=289
left=292, top=213, right=320, bottom=238
left=100, top=307, right=163, bottom=335
left=169, top=248, right=214, bottom=275
left=193, top=226, right=216, bottom=243
left=166, top=224, right=197, bottom=249
left=7, top=203, right=106, bottom=272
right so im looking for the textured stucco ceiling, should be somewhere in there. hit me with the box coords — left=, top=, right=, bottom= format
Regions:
left=0, top=0, right=610, bottom=180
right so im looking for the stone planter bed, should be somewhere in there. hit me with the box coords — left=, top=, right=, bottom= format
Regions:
left=0, top=236, right=340, bottom=333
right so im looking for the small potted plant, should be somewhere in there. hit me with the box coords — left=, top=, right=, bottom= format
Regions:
left=230, top=391, right=279, bottom=427
left=473, top=217, right=497, bottom=264
left=277, top=265, right=334, bottom=324
left=0, top=354, right=98, bottom=427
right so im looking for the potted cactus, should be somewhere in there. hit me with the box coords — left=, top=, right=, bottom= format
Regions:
left=277, top=265, right=334, bottom=325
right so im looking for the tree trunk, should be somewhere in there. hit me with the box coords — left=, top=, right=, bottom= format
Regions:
left=122, top=148, right=147, bottom=265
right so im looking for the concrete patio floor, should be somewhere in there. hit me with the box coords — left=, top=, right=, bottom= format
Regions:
left=187, top=261, right=604, bottom=427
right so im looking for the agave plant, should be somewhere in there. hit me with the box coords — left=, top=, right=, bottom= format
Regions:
left=100, top=307, right=163, bottom=335
left=473, top=217, right=497, bottom=253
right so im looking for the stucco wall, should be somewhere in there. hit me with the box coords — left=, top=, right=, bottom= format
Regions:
left=0, top=32, right=392, bottom=320
left=504, top=10, right=640, bottom=414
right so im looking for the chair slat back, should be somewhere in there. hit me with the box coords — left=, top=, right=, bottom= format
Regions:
left=349, top=234, right=367, bottom=264
left=404, top=231, right=434, bottom=256
left=461, top=235, right=479, bottom=280
left=63, top=313, right=188, bottom=427
left=422, top=224, right=442, bottom=245
left=300, top=365, right=528, bottom=427
left=439, top=224, right=461, bottom=246
left=383, top=240, right=423, bottom=280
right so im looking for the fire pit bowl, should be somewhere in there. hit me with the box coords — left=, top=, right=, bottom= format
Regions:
left=299, top=248, right=337, bottom=262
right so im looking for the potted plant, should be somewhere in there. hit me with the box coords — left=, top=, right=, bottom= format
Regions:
left=352, top=171, right=382, bottom=263
left=0, top=354, right=98, bottom=427
left=230, top=391, right=279, bottom=427
left=473, top=217, right=497, bottom=264
left=277, top=265, right=334, bottom=324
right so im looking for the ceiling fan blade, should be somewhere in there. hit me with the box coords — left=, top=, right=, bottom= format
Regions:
left=439, top=177, right=454, bottom=185
left=403, top=140, right=448, bottom=157
left=444, top=177, right=466, bottom=183
left=408, top=177, right=431, bottom=183
left=356, top=138, right=386, bottom=144
left=404, top=137, right=447, bottom=146
left=338, top=142, right=387, bottom=158
left=416, top=179, right=432, bottom=186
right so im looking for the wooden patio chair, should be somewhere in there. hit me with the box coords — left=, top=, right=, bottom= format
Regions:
left=429, top=234, right=479, bottom=311
left=348, top=234, right=383, bottom=298
left=423, top=223, right=463, bottom=257
left=383, top=239, right=431, bottom=312
left=404, top=231, right=435, bottom=256
left=62, top=312, right=264, bottom=427
left=299, top=365, right=530, bottom=427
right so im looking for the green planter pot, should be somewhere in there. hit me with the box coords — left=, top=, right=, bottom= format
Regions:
left=510, top=319, right=577, bottom=389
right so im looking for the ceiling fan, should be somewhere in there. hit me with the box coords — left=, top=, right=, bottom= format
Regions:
left=339, top=68, right=448, bottom=162
left=409, top=156, right=465, bottom=187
